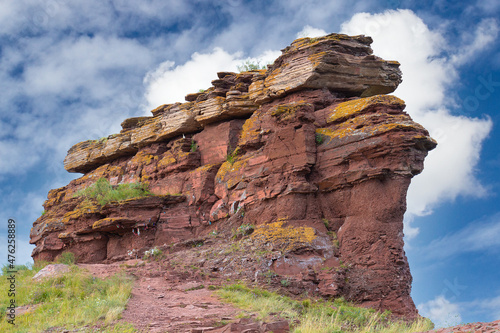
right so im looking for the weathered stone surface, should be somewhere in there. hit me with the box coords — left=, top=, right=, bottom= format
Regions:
left=261, top=34, right=402, bottom=101
left=33, top=33, right=436, bottom=317
left=32, top=264, right=70, bottom=281
left=64, top=34, right=401, bottom=174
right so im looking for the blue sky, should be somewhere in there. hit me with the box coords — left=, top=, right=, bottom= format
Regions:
left=0, top=0, right=498, bottom=328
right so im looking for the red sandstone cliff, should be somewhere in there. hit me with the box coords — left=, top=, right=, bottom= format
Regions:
left=30, top=33, right=436, bottom=317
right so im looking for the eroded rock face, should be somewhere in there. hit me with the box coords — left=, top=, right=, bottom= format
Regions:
left=31, top=33, right=436, bottom=317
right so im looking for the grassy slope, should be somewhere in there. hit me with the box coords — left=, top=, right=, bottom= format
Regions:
left=217, top=284, right=434, bottom=333
left=0, top=263, right=135, bottom=333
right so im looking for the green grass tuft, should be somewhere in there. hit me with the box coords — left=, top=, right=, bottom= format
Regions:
left=237, top=60, right=268, bottom=72
left=216, top=284, right=434, bottom=333
left=0, top=263, right=135, bottom=332
left=57, top=252, right=76, bottom=265
left=74, top=178, right=152, bottom=206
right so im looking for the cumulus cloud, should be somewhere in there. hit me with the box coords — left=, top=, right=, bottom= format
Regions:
left=418, top=295, right=462, bottom=328
left=144, top=48, right=281, bottom=108
left=451, top=18, right=499, bottom=66
left=296, top=25, right=328, bottom=38
left=341, top=10, right=495, bottom=238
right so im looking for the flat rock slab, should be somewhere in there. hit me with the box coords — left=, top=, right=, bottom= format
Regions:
left=32, top=264, right=70, bottom=281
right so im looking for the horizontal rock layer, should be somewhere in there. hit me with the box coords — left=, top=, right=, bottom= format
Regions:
left=64, top=33, right=402, bottom=173
left=33, top=33, right=435, bottom=318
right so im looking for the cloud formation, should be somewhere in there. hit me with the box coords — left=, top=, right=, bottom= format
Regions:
left=144, top=48, right=280, bottom=108
left=420, top=213, right=500, bottom=260
left=418, top=295, right=462, bottom=328
left=341, top=10, right=496, bottom=238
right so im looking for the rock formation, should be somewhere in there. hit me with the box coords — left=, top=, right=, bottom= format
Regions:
left=30, top=33, right=436, bottom=317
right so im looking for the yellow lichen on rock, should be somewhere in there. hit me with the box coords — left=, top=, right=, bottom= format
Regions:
left=130, top=150, right=157, bottom=166
left=251, top=217, right=317, bottom=253
left=270, top=101, right=311, bottom=122
left=61, top=200, right=100, bottom=224
left=238, top=114, right=260, bottom=146
left=328, top=95, right=405, bottom=124
left=215, top=157, right=249, bottom=189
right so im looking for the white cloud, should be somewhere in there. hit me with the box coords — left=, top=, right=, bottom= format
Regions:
left=476, top=295, right=500, bottom=320
left=144, top=48, right=281, bottom=108
left=296, top=25, right=328, bottom=38
left=418, top=295, right=462, bottom=328
left=341, top=10, right=495, bottom=238
left=23, top=35, right=154, bottom=99
left=451, top=18, right=499, bottom=66
left=422, top=213, right=500, bottom=259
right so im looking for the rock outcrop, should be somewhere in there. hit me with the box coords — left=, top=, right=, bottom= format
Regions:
left=30, top=33, right=436, bottom=317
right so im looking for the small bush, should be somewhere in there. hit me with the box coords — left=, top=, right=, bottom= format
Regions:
left=237, top=60, right=268, bottom=72
left=74, top=178, right=152, bottom=206
left=315, top=133, right=325, bottom=145
left=226, top=148, right=239, bottom=165
left=190, top=140, right=198, bottom=152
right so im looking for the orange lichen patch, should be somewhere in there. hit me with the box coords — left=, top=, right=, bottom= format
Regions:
left=61, top=200, right=100, bottom=224
left=328, top=95, right=405, bottom=124
left=316, top=127, right=354, bottom=142
left=157, top=150, right=191, bottom=169
left=270, top=101, right=311, bottom=122
left=130, top=150, right=157, bottom=166
left=308, top=51, right=327, bottom=67
left=237, top=69, right=266, bottom=77
left=192, top=163, right=218, bottom=173
left=158, top=152, right=176, bottom=168
left=92, top=217, right=122, bottom=230
left=317, top=113, right=425, bottom=144
left=251, top=217, right=317, bottom=253
left=264, top=64, right=286, bottom=86
left=44, top=188, right=67, bottom=209
left=216, top=157, right=249, bottom=189
left=238, top=114, right=261, bottom=145
left=284, top=33, right=361, bottom=53
left=58, top=232, right=71, bottom=239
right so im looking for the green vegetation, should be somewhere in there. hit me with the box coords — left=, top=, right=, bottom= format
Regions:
left=226, top=148, right=239, bottom=165
left=232, top=224, right=254, bottom=238
left=74, top=178, right=152, bottom=206
left=237, top=60, right=268, bottom=72
left=143, top=247, right=162, bottom=261
left=316, top=133, right=325, bottom=145
left=57, top=252, right=76, bottom=265
left=198, top=89, right=206, bottom=93
left=190, top=140, right=198, bottom=152
left=216, top=284, right=434, bottom=333
left=0, top=262, right=135, bottom=332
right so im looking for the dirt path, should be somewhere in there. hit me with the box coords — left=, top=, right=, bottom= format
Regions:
left=79, top=260, right=239, bottom=333
left=79, top=261, right=500, bottom=333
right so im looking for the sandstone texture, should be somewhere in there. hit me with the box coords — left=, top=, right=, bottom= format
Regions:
left=31, top=33, right=436, bottom=317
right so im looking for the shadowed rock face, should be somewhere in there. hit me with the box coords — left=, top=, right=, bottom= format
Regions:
left=31, top=33, right=436, bottom=317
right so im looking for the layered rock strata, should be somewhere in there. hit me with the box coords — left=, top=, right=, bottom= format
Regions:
left=31, top=33, right=436, bottom=317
